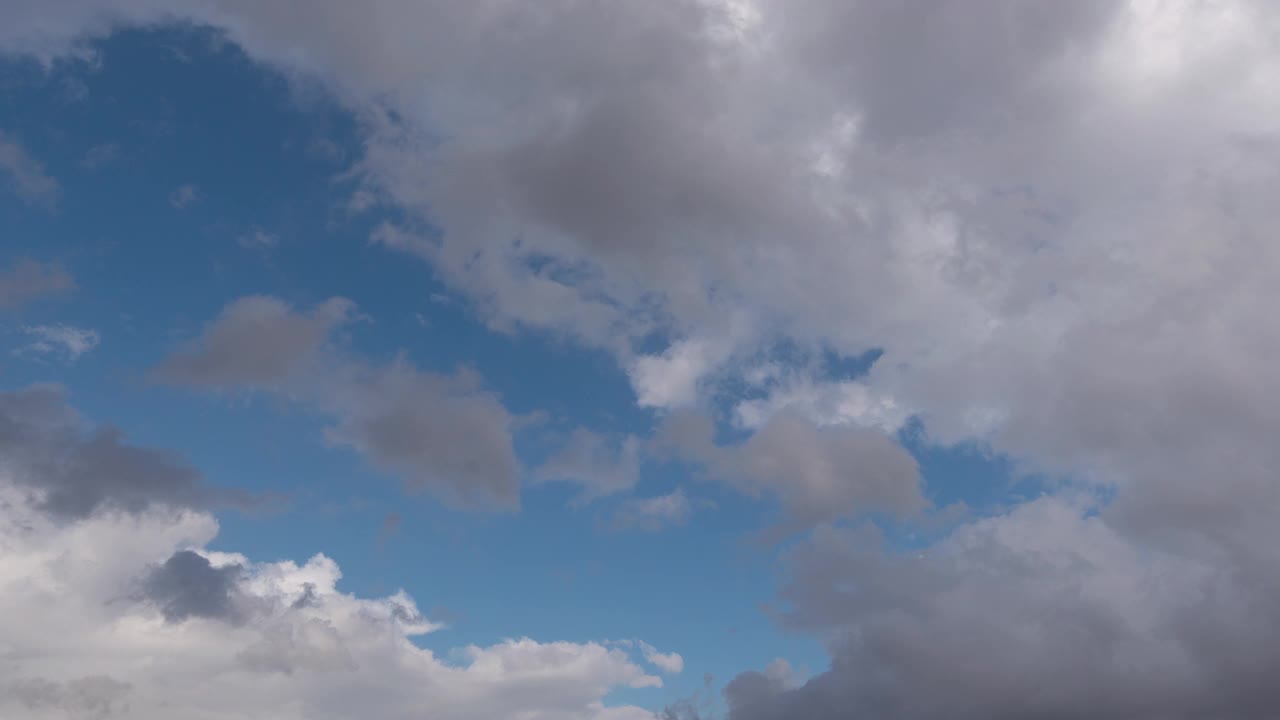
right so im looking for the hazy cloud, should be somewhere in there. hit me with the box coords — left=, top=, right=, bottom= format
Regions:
left=0, top=259, right=74, bottom=310
left=535, top=428, right=642, bottom=503
left=0, top=131, right=59, bottom=206
left=17, top=323, right=100, bottom=362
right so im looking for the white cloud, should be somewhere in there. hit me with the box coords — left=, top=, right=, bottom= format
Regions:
left=0, top=480, right=670, bottom=720
left=638, top=641, right=684, bottom=675
left=17, top=324, right=99, bottom=361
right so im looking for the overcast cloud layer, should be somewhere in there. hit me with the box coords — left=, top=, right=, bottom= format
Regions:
left=3, top=1, right=1280, bottom=718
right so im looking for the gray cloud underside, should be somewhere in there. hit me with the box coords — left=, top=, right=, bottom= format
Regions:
left=0, top=384, right=237, bottom=519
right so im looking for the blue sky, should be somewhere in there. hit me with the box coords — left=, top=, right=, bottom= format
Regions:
left=3, top=4, right=1277, bottom=720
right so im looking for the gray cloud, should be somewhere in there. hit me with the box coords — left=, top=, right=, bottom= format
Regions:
left=535, top=428, right=642, bottom=503
left=0, top=259, right=74, bottom=310
left=0, top=385, right=234, bottom=520
left=156, top=295, right=354, bottom=387
left=142, top=550, right=245, bottom=624
left=7, top=675, right=132, bottom=719
left=158, top=296, right=521, bottom=510
left=322, top=362, right=521, bottom=510
left=656, top=411, right=924, bottom=527
left=5, top=4, right=1280, bottom=715
left=725, top=495, right=1280, bottom=720
left=0, top=131, right=60, bottom=206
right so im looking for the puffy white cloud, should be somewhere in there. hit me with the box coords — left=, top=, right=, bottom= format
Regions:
left=0, top=394, right=673, bottom=720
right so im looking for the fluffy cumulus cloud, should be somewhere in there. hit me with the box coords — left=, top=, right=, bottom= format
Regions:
left=0, top=390, right=676, bottom=720
left=4, top=1, right=1280, bottom=716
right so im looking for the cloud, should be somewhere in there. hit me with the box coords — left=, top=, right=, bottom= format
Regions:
left=656, top=411, right=924, bottom=528
left=238, top=225, right=278, bottom=252
left=17, top=323, right=100, bottom=361
left=4, top=675, right=132, bottom=719
left=155, top=295, right=355, bottom=387
left=5, top=4, right=1280, bottom=715
left=724, top=493, right=1280, bottom=719
left=0, top=259, right=74, bottom=310
left=0, top=476, right=671, bottom=720
left=607, top=489, right=697, bottom=533
left=0, top=131, right=59, bottom=206
left=321, top=361, right=521, bottom=510
left=0, top=384, right=242, bottom=520
left=638, top=641, right=684, bottom=675
left=535, top=428, right=642, bottom=503
left=159, top=296, right=521, bottom=510
left=168, top=183, right=199, bottom=208
left=142, top=550, right=246, bottom=624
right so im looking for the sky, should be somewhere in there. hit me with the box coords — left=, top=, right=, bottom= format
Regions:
left=1, top=2, right=1279, bottom=719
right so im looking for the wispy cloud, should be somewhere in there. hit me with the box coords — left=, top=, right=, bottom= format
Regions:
left=17, top=324, right=100, bottom=362
left=0, top=132, right=60, bottom=207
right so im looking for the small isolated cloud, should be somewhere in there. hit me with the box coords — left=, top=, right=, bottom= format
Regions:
left=238, top=225, right=278, bottom=253
left=535, top=428, right=641, bottom=503
left=80, top=143, right=120, bottom=170
left=639, top=641, right=684, bottom=674
left=0, top=132, right=60, bottom=207
left=168, top=183, right=199, bottom=208
left=0, top=259, right=74, bottom=310
left=17, top=324, right=99, bottom=362
left=155, top=295, right=355, bottom=388
left=607, top=489, right=697, bottom=533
